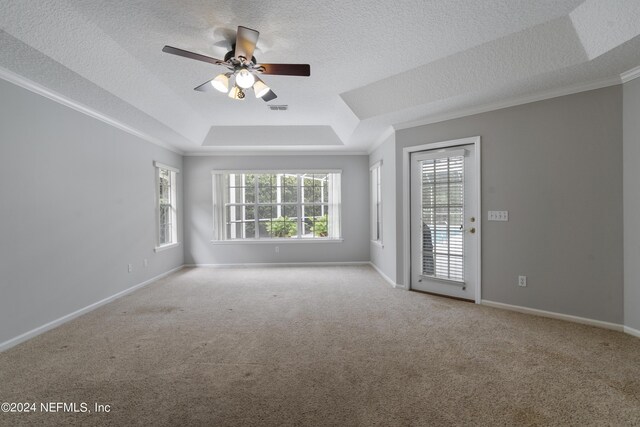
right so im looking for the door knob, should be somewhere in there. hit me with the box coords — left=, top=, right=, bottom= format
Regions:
left=469, top=227, right=476, bottom=234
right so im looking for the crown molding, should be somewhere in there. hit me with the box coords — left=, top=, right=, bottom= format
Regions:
left=394, top=76, right=622, bottom=131
left=0, top=66, right=184, bottom=155
left=184, top=149, right=368, bottom=156
left=621, top=65, right=640, bottom=83
left=3, top=62, right=633, bottom=158
left=366, top=126, right=395, bottom=155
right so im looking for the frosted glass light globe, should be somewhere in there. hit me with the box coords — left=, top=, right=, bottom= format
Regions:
left=253, top=78, right=270, bottom=98
left=210, top=74, right=229, bottom=93
left=235, top=69, right=255, bottom=89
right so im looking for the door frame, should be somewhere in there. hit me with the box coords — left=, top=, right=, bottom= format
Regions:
left=402, top=136, right=482, bottom=303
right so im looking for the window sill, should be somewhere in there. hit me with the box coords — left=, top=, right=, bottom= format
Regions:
left=211, top=238, right=344, bottom=245
left=371, top=240, right=384, bottom=248
left=154, top=242, right=181, bottom=252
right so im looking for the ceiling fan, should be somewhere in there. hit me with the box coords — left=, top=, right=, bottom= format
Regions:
left=162, top=26, right=310, bottom=102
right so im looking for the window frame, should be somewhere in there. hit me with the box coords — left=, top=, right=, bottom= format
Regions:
left=211, top=169, right=343, bottom=243
left=370, top=160, right=383, bottom=247
left=154, top=161, right=180, bottom=252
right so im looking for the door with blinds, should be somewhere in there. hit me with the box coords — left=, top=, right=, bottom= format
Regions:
left=410, top=145, right=478, bottom=300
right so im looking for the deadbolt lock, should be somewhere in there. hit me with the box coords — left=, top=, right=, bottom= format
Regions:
left=470, top=217, right=476, bottom=222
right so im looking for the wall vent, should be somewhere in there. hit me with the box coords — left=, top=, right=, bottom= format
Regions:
left=268, top=105, right=288, bottom=111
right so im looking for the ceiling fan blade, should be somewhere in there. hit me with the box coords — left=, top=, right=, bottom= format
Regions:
left=162, top=45, right=225, bottom=66
left=194, top=79, right=215, bottom=92
left=234, top=26, right=259, bottom=61
left=261, top=90, right=277, bottom=102
left=258, top=63, right=310, bottom=76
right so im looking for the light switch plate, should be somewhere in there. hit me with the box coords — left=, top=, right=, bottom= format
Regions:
left=488, top=211, right=508, bottom=221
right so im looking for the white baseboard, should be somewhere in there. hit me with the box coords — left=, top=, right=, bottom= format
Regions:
left=481, top=300, right=624, bottom=332
left=5, top=265, right=636, bottom=352
left=369, top=262, right=403, bottom=289
left=0, top=265, right=184, bottom=352
left=624, top=325, right=640, bottom=338
left=183, top=261, right=370, bottom=268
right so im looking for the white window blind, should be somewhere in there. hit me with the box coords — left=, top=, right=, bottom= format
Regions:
left=212, top=170, right=341, bottom=241
left=420, top=154, right=464, bottom=282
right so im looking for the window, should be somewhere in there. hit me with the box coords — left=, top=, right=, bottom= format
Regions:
left=155, top=162, right=179, bottom=251
left=419, top=154, right=464, bottom=281
left=370, top=161, right=382, bottom=244
left=212, top=170, right=341, bottom=241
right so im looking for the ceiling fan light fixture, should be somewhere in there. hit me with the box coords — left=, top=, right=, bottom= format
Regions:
left=228, top=85, right=246, bottom=100
left=253, top=78, right=270, bottom=98
left=235, top=69, right=255, bottom=89
left=211, top=73, right=230, bottom=93
left=163, top=26, right=310, bottom=103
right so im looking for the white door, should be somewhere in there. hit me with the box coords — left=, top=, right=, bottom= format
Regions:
left=410, top=144, right=479, bottom=301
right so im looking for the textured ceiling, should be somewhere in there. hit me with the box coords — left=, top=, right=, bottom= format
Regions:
left=0, top=0, right=639, bottom=153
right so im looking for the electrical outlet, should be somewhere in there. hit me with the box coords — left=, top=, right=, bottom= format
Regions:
left=143, top=259, right=148, bottom=268
left=128, top=264, right=133, bottom=273
left=518, top=275, right=527, bottom=287
left=488, top=211, right=509, bottom=221
left=275, top=246, right=279, bottom=253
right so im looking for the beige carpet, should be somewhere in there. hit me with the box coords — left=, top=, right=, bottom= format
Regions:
left=0, top=266, right=639, bottom=426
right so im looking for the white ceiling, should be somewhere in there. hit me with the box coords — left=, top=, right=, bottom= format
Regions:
left=0, top=0, right=639, bottom=154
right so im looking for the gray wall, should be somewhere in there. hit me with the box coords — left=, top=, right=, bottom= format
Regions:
left=624, top=77, right=640, bottom=332
left=183, top=155, right=369, bottom=265
left=1, top=70, right=632, bottom=345
left=396, top=86, right=623, bottom=324
left=0, top=79, right=184, bottom=345
left=369, top=133, right=397, bottom=283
